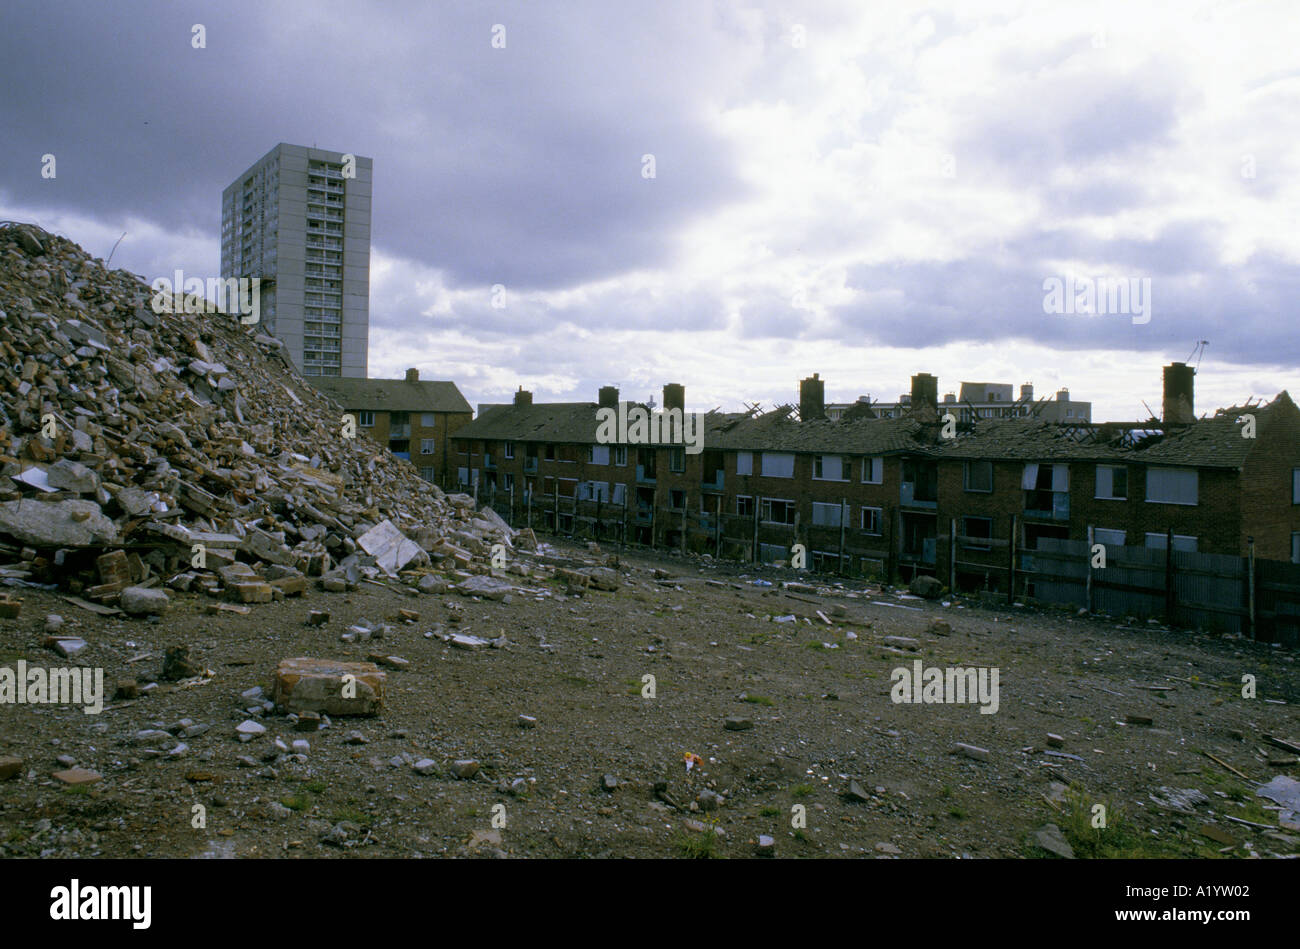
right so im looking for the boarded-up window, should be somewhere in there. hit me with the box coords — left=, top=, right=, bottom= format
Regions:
left=761, top=453, right=795, bottom=478
left=1146, top=467, right=1197, bottom=505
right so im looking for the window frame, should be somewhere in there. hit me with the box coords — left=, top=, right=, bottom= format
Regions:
left=760, top=497, right=797, bottom=525
left=860, top=506, right=882, bottom=534
left=357, top=410, right=375, bottom=428
left=1145, top=467, right=1198, bottom=506
left=862, top=456, right=883, bottom=484
left=811, top=501, right=843, bottom=527
left=963, top=460, right=993, bottom=493
left=1095, top=465, right=1128, bottom=501
left=760, top=452, right=795, bottom=479
left=961, top=515, right=993, bottom=550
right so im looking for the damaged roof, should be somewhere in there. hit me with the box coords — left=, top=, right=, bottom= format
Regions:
left=456, top=402, right=742, bottom=447
left=312, top=376, right=471, bottom=414
left=453, top=391, right=1296, bottom=471
left=939, top=392, right=1294, bottom=469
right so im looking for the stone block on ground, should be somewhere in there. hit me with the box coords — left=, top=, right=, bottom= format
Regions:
left=271, top=657, right=386, bottom=716
left=120, top=586, right=169, bottom=616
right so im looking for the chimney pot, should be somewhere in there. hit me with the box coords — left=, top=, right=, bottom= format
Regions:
left=405, top=368, right=419, bottom=383
left=514, top=386, right=533, bottom=406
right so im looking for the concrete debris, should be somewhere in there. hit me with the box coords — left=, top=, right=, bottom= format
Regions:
left=0, top=227, right=519, bottom=606
left=1256, top=776, right=1300, bottom=828
left=120, top=585, right=169, bottom=616
left=1033, top=823, right=1075, bottom=859
left=271, top=657, right=386, bottom=716
left=456, top=575, right=517, bottom=600
left=1149, top=787, right=1211, bottom=814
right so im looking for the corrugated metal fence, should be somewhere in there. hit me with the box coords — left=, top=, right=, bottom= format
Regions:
left=1025, top=537, right=1299, bottom=645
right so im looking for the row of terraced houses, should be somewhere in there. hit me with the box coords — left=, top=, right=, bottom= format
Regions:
left=449, top=363, right=1300, bottom=593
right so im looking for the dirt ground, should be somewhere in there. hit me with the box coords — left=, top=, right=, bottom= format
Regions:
left=1, top=540, right=1297, bottom=859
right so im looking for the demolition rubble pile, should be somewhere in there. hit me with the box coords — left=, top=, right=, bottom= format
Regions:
left=0, top=223, right=535, bottom=614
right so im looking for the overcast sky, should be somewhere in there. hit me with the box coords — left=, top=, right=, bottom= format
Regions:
left=2, top=0, right=1297, bottom=421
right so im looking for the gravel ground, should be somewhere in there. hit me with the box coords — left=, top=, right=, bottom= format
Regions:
left=2, top=542, right=1298, bottom=859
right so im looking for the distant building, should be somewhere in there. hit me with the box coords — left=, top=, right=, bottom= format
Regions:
left=451, top=364, right=1299, bottom=571
left=221, top=143, right=373, bottom=378
left=828, top=381, right=1091, bottom=423
left=312, top=369, right=472, bottom=484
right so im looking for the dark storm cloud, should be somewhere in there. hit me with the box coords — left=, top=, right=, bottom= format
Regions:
left=0, top=0, right=748, bottom=289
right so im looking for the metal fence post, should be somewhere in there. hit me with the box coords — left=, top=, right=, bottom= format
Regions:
left=1165, top=526, right=1175, bottom=622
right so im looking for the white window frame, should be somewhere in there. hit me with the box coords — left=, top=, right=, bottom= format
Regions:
left=1094, top=528, right=1126, bottom=547
left=357, top=410, right=375, bottom=427
left=420, top=438, right=436, bottom=455
left=589, top=444, right=611, bottom=466
left=811, top=501, right=843, bottom=527
left=860, top=506, right=882, bottom=534
left=1145, top=467, right=1198, bottom=506
left=760, top=497, right=797, bottom=524
left=1022, top=462, right=1069, bottom=491
left=813, top=455, right=852, bottom=482
left=761, top=452, right=794, bottom=478
left=614, top=446, right=627, bottom=466
left=736, top=494, right=754, bottom=517
left=1095, top=465, right=1127, bottom=500
left=1292, top=532, right=1300, bottom=564
left=1293, top=469, right=1300, bottom=504
left=736, top=451, right=753, bottom=476
left=862, top=457, right=883, bottom=484
left=503, top=442, right=515, bottom=460
left=420, top=413, right=437, bottom=426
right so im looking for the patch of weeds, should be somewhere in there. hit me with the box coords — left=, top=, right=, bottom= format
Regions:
left=330, top=807, right=371, bottom=828
left=792, top=829, right=810, bottom=842
left=303, top=779, right=328, bottom=793
left=1049, top=787, right=1155, bottom=858
left=743, top=694, right=775, bottom=706
left=61, top=785, right=92, bottom=797
left=791, top=784, right=814, bottom=798
left=562, top=675, right=591, bottom=688
left=280, top=793, right=311, bottom=812
left=948, top=807, right=967, bottom=819
left=759, top=806, right=780, bottom=817
left=674, top=829, right=719, bottom=859
left=804, top=641, right=825, bottom=651
left=940, top=785, right=953, bottom=799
